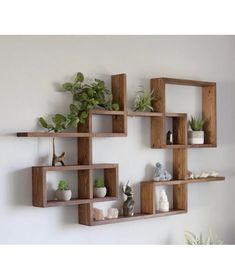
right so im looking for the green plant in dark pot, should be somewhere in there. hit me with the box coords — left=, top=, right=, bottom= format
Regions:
left=188, top=116, right=205, bottom=145
left=93, top=178, right=107, bottom=198
left=55, top=180, right=72, bottom=201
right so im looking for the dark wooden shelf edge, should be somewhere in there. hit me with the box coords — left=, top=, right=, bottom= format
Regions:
left=154, top=77, right=216, bottom=87
left=165, top=113, right=187, bottom=117
left=141, top=176, right=225, bottom=186
left=91, top=109, right=125, bottom=116
left=17, top=132, right=127, bottom=138
left=32, top=163, right=118, bottom=171
left=45, top=196, right=117, bottom=207
left=153, top=144, right=217, bottom=149
left=90, top=209, right=186, bottom=225
left=127, top=111, right=163, bottom=117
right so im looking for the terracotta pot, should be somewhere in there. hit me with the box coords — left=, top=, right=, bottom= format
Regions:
left=55, top=190, right=72, bottom=201
left=188, top=131, right=204, bottom=144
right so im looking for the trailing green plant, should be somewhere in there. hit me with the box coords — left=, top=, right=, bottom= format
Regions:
left=189, top=116, right=205, bottom=131
left=57, top=180, right=69, bottom=190
left=184, top=230, right=222, bottom=245
left=95, top=178, right=105, bottom=188
left=133, top=88, right=154, bottom=112
left=38, top=72, right=119, bottom=131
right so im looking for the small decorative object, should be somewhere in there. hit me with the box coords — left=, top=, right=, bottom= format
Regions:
left=194, top=174, right=200, bottom=179
left=153, top=162, right=172, bottom=181
left=188, top=116, right=205, bottom=144
left=188, top=170, right=194, bottom=179
left=123, top=182, right=135, bottom=217
left=107, top=208, right=119, bottom=219
left=199, top=172, right=210, bottom=178
left=93, top=208, right=104, bottom=221
left=55, top=180, right=72, bottom=201
left=93, top=178, right=107, bottom=198
left=210, top=171, right=219, bottom=177
left=166, top=130, right=173, bottom=145
left=52, top=138, right=65, bottom=166
left=133, top=88, right=154, bottom=112
left=159, top=190, right=169, bottom=212
left=185, top=230, right=222, bottom=245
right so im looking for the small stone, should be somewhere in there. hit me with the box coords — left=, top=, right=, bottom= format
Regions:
left=188, top=170, right=194, bottom=179
left=200, top=172, right=209, bottom=178
left=107, top=208, right=119, bottom=219
left=153, top=162, right=172, bottom=181
left=93, top=208, right=104, bottom=221
left=210, top=171, right=219, bottom=177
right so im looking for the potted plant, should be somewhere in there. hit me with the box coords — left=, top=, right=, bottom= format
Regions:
left=133, top=88, right=154, bottom=112
left=55, top=180, right=72, bottom=201
left=93, top=178, right=107, bottom=198
left=188, top=116, right=205, bottom=144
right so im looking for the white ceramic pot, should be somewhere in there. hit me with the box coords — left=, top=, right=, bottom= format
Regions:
left=188, top=131, right=204, bottom=145
left=93, top=187, right=107, bottom=198
left=55, top=190, right=72, bottom=201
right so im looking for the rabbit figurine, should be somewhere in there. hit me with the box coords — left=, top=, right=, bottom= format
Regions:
left=123, top=182, right=135, bottom=217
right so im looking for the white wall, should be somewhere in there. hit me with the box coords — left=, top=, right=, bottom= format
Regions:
left=0, top=36, right=235, bottom=244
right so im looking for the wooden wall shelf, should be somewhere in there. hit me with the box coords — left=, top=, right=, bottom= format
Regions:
left=17, top=74, right=225, bottom=226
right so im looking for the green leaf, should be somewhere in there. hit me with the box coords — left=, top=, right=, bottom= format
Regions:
left=75, top=72, right=84, bottom=83
left=52, top=114, right=66, bottom=125
left=70, top=104, right=78, bottom=114
left=112, top=103, right=119, bottom=111
left=62, top=82, right=73, bottom=91
left=38, top=117, right=48, bottom=129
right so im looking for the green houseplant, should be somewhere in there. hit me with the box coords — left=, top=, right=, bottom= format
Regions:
left=133, top=88, right=154, bottom=112
left=184, top=230, right=222, bottom=245
left=188, top=116, right=205, bottom=145
left=93, top=178, right=107, bottom=198
left=55, top=180, right=72, bottom=201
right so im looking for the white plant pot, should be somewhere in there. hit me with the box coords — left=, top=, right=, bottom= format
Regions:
left=93, top=187, right=107, bottom=198
left=55, top=190, right=72, bottom=201
left=188, top=131, right=204, bottom=145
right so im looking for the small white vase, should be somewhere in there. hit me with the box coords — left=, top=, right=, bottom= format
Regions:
left=159, top=190, right=169, bottom=212
left=93, top=187, right=107, bottom=198
left=188, top=131, right=204, bottom=145
left=55, top=190, right=72, bottom=201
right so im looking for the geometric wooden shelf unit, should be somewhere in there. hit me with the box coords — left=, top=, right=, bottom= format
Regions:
left=17, top=74, right=225, bottom=226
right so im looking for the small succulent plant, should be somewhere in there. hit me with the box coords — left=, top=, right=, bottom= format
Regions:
left=189, top=116, right=205, bottom=131
left=57, top=180, right=69, bottom=190
left=133, top=88, right=154, bottom=112
left=95, top=178, right=105, bottom=188
left=184, top=230, right=222, bottom=245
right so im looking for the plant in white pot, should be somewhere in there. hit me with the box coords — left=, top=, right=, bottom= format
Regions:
left=93, top=178, right=107, bottom=198
left=55, top=180, right=72, bottom=201
left=188, top=116, right=205, bottom=145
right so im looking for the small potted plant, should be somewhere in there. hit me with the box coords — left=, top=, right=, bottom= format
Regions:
left=93, top=178, right=107, bottom=198
left=55, top=180, right=72, bottom=201
left=188, top=116, right=205, bottom=144
left=133, top=88, right=154, bottom=112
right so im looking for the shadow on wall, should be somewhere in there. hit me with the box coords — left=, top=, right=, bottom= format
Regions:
left=7, top=168, right=32, bottom=207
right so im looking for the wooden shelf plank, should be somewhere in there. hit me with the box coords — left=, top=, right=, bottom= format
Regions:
left=46, top=196, right=117, bottom=207
left=91, top=109, right=125, bottom=115
left=17, top=132, right=127, bottom=138
left=165, top=144, right=187, bottom=148
left=141, top=176, right=225, bottom=186
left=33, top=163, right=118, bottom=171
left=91, top=209, right=186, bottom=225
left=165, top=113, right=187, bottom=117
left=127, top=111, right=163, bottom=117
left=159, top=77, right=216, bottom=87
left=187, top=144, right=216, bottom=148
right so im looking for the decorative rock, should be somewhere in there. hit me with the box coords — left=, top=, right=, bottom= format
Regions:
left=188, top=170, right=194, bottom=179
left=159, top=190, right=169, bottom=212
left=153, top=162, right=172, bottom=181
left=93, top=208, right=104, bottom=221
left=210, top=171, right=219, bottom=177
left=199, top=172, right=209, bottom=178
left=107, top=208, right=119, bottom=219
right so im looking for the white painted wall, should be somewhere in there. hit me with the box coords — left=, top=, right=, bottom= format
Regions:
left=0, top=36, right=235, bottom=244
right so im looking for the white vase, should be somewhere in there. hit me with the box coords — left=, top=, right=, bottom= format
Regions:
left=55, top=190, right=72, bottom=201
left=188, top=131, right=204, bottom=145
left=93, top=187, right=107, bottom=198
left=159, top=190, right=169, bottom=212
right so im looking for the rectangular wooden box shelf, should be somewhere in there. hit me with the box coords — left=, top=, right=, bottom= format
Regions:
left=33, top=164, right=118, bottom=171
left=91, top=209, right=186, bottom=226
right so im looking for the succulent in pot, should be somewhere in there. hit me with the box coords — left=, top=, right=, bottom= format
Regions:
left=188, top=116, right=205, bottom=145
left=55, top=180, right=72, bottom=201
left=93, top=178, right=107, bottom=198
